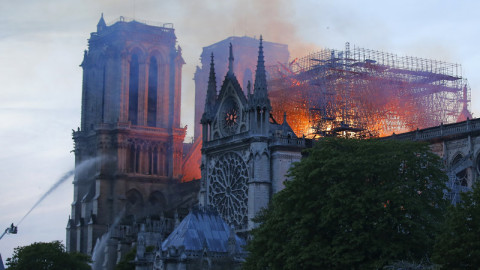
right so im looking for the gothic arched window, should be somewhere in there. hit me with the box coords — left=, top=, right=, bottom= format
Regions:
left=128, top=144, right=135, bottom=173
left=148, top=191, right=166, bottom=209
left=153, top=147, right=158, bottom=175
left=129, top=54, right=139, bottom=125
left=126, top=189, right=144, bottom=216
left=128, top=143, right=140, bottom=173
left=147, top=57, right=158, bottom=127
left=452, top=154, right=468, bottom=186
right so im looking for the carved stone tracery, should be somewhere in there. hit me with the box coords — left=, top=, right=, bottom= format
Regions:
left=208, top=152, right=248, bottom=228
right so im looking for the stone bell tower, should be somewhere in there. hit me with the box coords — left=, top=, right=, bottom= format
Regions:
left=66, top=15, right=187, bottom=255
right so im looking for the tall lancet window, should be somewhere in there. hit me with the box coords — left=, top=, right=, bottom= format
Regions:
left=147, top=57, right=158, bottom=127
left=128, top=54, right=139, bottom=125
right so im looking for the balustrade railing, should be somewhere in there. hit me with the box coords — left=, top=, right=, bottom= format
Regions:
left=107, top=16, right=175, bottom=30
left=203, top=131, right=306, bottom=148
left=270, top=136, right=306, bottom=147
left=389, top=118, right=480, bottom=141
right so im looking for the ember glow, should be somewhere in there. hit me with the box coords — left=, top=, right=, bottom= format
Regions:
left=268, top=43, right=471, bottom=138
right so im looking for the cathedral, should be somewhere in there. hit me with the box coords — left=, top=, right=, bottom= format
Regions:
left=66, top=15, right=198, bottom=258
left=66, top=13, right=312, bottom=270
left=198, top=38, right=306, bottom=231
left=65, top=15, right=480, bottom=270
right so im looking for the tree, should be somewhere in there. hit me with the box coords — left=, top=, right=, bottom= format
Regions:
left=433, top=183, right=480, bottom=269
left=244, top=138, right=448, bottom=270
left=6, top=241, right=91, bottom=270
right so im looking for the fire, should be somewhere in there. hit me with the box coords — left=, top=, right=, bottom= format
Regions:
left=267, top=44, right=471, bottom=138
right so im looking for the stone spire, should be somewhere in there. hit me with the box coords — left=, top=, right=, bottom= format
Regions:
left=97, top=13, right=106, bottom=32
left=206, top=53, right=217, bottom=108
left=252, top=36, right=271, bottom=109
left=227, top=42, right=234, bottom=76
left=202, top=53, right=217, bottom=123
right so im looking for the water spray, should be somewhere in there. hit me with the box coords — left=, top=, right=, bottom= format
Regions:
left=16, top=170, right=75, bottom=226
left=0, top=156, right=103, bottom=241
left=91, top=208, right=125, bottom=269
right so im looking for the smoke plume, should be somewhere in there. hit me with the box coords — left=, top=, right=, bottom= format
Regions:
left=174, top=0, right=317, bottom=57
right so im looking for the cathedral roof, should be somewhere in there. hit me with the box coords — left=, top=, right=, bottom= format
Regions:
left=161, top=208, right=245, bottom=254
left=269, top=112, right=297, bottom=138
left=90, top=16, right=177, bottom=46
left=217, top=74, right=247, bottom=105
left=270, top=122, right=297, bottom=138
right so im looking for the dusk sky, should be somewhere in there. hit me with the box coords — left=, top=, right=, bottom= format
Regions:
left=2, top=0, right=480, bottom=260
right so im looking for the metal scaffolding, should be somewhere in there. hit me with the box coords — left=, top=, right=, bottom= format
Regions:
left=267, top=43, right=471, bottom=138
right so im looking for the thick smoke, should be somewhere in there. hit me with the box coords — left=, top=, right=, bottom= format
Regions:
left=91, top=1, right=319, bottom=138
left=174, top=0, right=317, bottom=57
left=167, top=0, right=318, bottom=137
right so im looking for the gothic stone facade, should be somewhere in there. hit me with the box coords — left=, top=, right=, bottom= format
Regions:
left=181, top=37, right=290, bottom=183
left=66, top=16, right=196, bottom=257
left=388, top=118, right=480, bottom=202
left=193, top=36, right=290, bottom=140
left=199, top=39, right=305, bottom=231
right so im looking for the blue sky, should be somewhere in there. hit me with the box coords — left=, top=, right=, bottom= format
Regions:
left=1, top=0, right=480, bottom=260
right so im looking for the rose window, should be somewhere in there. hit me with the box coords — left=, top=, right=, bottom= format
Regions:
left=208, top=152, right=249, bottom=228
left=220, top=97, right=240, bottom=136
